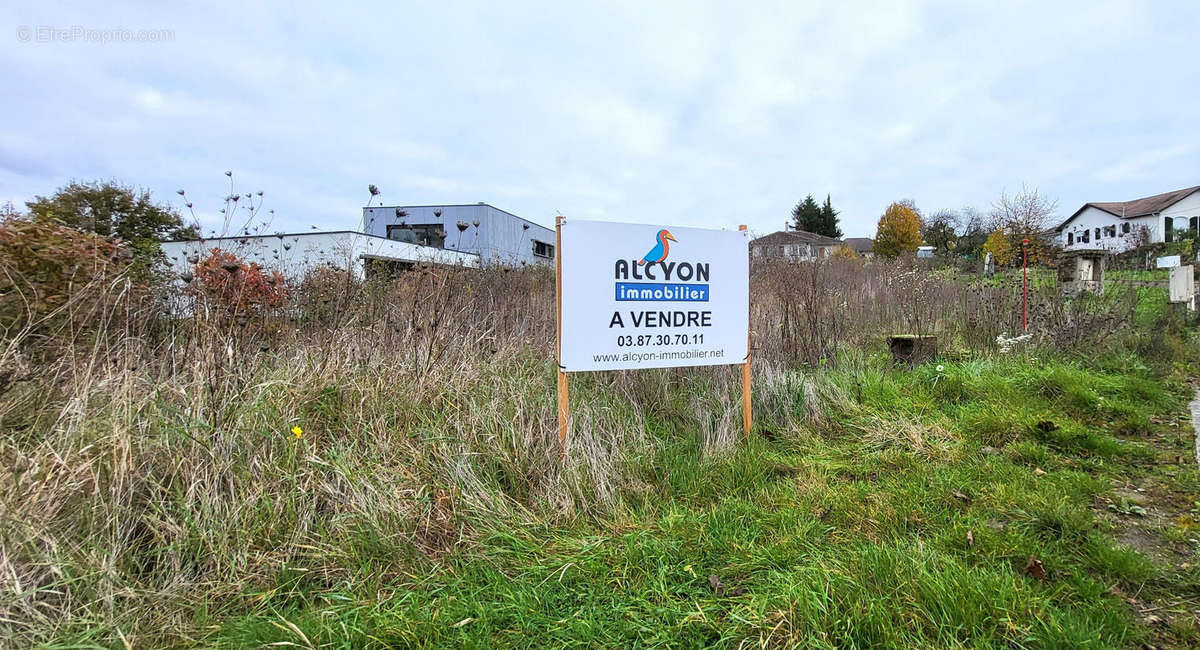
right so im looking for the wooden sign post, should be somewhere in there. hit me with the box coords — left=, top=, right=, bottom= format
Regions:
left=738, top=224, right=752, bottom=440
left=555, top=215, right=569, bottom=453
left=555, top=218, right=751, bottom=454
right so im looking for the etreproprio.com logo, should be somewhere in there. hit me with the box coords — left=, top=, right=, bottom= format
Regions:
left=16, top=25, right=175, bottom=43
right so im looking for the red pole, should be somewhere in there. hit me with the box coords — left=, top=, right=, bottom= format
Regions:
left=1021, top=238, right=1029, bottom=333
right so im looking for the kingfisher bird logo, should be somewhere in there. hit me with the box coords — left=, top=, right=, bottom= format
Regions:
left=613, top=227, right=710, bottom=303
left=637, top=229, right=677, bottom=265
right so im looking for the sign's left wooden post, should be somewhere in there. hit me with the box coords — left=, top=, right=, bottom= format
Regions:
left=555, top=215, right=569, bottom=455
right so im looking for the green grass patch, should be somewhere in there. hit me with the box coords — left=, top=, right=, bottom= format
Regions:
left=192, top=353, right=1200, bottom=649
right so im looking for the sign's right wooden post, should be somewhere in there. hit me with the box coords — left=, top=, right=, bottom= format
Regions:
left=739, top=224, right=752, bottom=439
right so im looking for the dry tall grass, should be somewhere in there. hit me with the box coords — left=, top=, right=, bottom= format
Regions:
left=0, top=256, right=1137, bottom=644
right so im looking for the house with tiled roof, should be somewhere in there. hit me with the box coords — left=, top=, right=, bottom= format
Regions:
left=842, top=237, right=875, bottom=258
left=750, top=229, right=843, bottom=261
left=1056, top=185, right=1200, bottom=252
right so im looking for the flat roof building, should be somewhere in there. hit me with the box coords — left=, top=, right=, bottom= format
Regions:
left=362, top=203, right=555, bottom=266
left=161, top=230, right=479, bottom=283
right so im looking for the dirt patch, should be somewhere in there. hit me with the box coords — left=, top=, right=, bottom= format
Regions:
left=1101, top=479, right=1191, bottom=566
left=1115, top=523, right=1177, bottom=566
left=1092, top=389, right=1200, bottom=646
left=1191, top=386, right=1200, bottom=473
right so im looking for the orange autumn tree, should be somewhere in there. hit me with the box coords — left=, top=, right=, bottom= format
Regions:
left=191, top=249, right=287, bottom=320
left=874, top=202, right=923, bottom=258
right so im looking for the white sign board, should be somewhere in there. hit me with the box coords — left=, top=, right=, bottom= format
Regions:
left=1169, top=265, right=1194, bottom=303
left=559, top=220, right=748, bottom=372
left=1156, top=255, right=1181, bottom=269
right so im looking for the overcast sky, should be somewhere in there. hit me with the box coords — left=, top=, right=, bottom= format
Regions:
left=2, top=1, right=1198, bottom=238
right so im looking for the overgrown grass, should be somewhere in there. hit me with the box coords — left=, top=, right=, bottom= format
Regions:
left=196, top=350, right=1200, bottom=649
left=3, top=262, right=1199, bottom=648
left=14, top=346, right=1197, bottom=648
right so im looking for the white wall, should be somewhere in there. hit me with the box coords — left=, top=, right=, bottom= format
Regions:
left=161, top=231, right=479, bottom=283
left=1060, top=207, right=1155, bottom=252
left=753, top=242, right=816, bottom=261
left=1061, top=191, right=1200, bottom=252
left=361, top=204, right=555, bottom=265
left=1161, top=191, right=1200, bottom=239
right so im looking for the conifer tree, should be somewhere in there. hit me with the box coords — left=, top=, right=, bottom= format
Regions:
left=790, top=195, right=822, bottom=233
left=819, top=194, right=842, bottom=238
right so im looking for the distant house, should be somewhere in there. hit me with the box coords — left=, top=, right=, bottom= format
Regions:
left=1057, top=185, right=1200, bottom=252
left=362, top=202, right=555, bottom=265
left=842, top=237, right=874, bottom=258
left=750, top=230, right=843, bottom=261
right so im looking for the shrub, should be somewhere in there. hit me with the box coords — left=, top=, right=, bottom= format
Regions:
left=296, top=265, right=361, bottom=327
left=0, top=214, right=129, bottom=347
left=983, top=230, right=1013, bottom=266
left=832, top=245, right=859, bottom=259
left=190, top=248, right=287, bottom=320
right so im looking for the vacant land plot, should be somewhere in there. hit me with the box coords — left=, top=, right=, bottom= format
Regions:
left=210, top=355, right=1200, bottom=648
left=2, top=259, right=1198, bottom=648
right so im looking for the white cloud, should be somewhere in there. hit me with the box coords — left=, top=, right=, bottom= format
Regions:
left=1095, top=144, right=1198, bottom=184
left=0, top=0, right=1197, bottom=237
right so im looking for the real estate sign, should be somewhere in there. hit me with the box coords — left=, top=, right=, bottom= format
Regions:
left=559, top=220, right=748, bottom=372
left=1157, top=255, right=1181, bottom=269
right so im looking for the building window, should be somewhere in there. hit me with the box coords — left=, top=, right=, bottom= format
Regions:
left=1067, top=232, right=1074, bottom=245
left=532, top=240, right=554, bottom=258
left=1165, top=217, right=1174, bottom=242
left=386, top=225, right=415, bottom=243
left=1095, top=227, right=1101, bottom=240
left=1081, top=229, right=1090, bottom=244
left=389, top=224, right=446, bottom=248
left=1103, top=225, right=1116, bottom=238
left=1121, top=223, right=1130, bottom=235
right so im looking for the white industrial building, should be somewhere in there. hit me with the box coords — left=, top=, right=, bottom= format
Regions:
left=361, top=203, right=556, bottom=266
left=1057, top=185, right=1200, bottom=252
left=159, top=202, right=553, bottom=282
left=160, top=230, right=478, bottom=282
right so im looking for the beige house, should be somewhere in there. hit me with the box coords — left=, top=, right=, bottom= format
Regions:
left=750, top=230, right=843, bottom=261
left=842, top=237, right=874, bottom=258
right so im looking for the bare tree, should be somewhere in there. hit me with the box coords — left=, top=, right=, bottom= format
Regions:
left=923, top=209, right=960, bottom=256
left=957, top=206, right=990, bottom=258
left=991, top=186, right=1058, bottom=264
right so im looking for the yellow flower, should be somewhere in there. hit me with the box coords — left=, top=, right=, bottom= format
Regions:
left=291, top=425, right=303, bottom=439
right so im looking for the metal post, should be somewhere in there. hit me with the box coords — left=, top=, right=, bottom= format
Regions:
left=1021, top=238, right=1029, bottom=333
left=555, top=216, right=569, bottom=455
